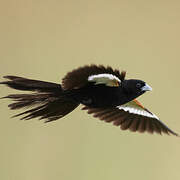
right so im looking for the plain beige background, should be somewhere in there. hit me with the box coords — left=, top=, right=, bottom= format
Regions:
left=1, top=0, right=180, bottom=180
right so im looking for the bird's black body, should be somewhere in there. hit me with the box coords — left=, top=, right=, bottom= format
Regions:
left=0, top=64, right=178, bottom=136
left=67, top=85, right=125, bottom=107
left=68, top=80, right=146, bottom=108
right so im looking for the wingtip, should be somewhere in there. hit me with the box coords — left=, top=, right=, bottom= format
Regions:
left=171, top=132, right=180, bottom=137
left=163, top=130, right=179, bottom=137
left=166, top=127, right=179, bottom=137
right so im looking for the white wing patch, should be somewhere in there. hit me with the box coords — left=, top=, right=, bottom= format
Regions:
left=117, top=101, right=159, bottom=120
left=88, top=73, right=121, bottom=87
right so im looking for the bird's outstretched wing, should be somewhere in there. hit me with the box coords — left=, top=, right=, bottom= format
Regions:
left=82, top=99, right=178, bottom=136
left=62, top=64, right=126, bottom=90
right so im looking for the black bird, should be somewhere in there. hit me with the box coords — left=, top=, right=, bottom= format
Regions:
left=0, top=65, right=178, bottom=136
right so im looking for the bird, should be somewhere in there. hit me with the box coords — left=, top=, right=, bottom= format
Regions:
left=0, top=64, right=178, bottom=136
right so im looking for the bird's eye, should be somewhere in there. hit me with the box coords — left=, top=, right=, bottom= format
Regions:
left=136, top=83, right=141, bottom=88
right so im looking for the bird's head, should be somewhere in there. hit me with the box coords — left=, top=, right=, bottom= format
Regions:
left=122, top=79, right=152, bottom=98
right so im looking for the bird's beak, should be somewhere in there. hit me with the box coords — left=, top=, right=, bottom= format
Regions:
left=141, top=83, right=152, bottom=91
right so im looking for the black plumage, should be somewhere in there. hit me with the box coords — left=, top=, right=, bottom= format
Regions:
left=0, top=65, right=178, bottom=136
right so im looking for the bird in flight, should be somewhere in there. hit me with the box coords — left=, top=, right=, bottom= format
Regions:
left=0, top=64, right=178, bottom=136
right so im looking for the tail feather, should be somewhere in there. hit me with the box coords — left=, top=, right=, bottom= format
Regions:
left=16, top=98, right=78, bottom=122
left=1, top=76, right=79, bottom=122
left=0, top=76, right=61, bottom=92
left=2, top=93, right=51, bottom=110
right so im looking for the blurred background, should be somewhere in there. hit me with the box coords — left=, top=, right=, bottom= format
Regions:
left=1, top=0, right=180, bottom=180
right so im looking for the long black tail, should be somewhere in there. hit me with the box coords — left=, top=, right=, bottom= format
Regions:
left=0, top=76, right=79, bottom=122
